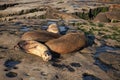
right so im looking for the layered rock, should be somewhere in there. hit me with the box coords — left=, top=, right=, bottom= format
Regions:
left=94, top=11, right=120, bottom=22
left=109, top=4, right=120, bottom=12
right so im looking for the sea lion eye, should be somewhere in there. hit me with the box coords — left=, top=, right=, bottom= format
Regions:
left=44, top=54, right=48, bottom=57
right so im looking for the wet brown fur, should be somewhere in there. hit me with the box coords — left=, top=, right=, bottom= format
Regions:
left=45, top=32, right=87, bottom=54
left=21, top=30, right=61, bottom=43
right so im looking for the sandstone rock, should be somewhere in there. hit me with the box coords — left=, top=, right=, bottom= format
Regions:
left=21, top=30, right=61, bottom=43
left=107, top=69, right=120, bottom=80
left=106, top=11, right=120, bottom=22
left=45, top=32, right=87, bottom=54
left=98, top=52, right=120, bottom=70
left=47, top=23, right=59, bottom=34
left=80, top=47, right=96, bottom=54
left=109, top=4, right=120, bottom=12
left=0, top=32, right=20, bottom=48
left=94, top=39, right=102, bottom=47
left=18, top=40, right=52, bottom=61
left=98, top=52, right=120, bottom=80
left=105, top=39, right=120, bottom=47
left=94, top=12, right=109, bottom=22
left=94, top=11, right=120, bottom=22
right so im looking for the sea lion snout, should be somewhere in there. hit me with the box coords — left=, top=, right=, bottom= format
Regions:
left=42, top=50, right=52, bottom=61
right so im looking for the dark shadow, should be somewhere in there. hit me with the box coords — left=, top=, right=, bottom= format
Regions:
left=94, top=58, right=112, bottom=72
left=86, top=34, right=95, bottom=46
left=0, top=3, right=19, bottom=10
left=82, top=73, right=101, bottom=80
left=51, top=62, right=75, bottom=72
left=6, top=72, right=17, bottom=78
left=70, top=62, right=81, bottom=67
left=50, top=52, right=61, bottom=62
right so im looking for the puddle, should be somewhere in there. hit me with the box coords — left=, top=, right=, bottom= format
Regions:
left=4, top=59, right=21, bottom=69
left=13, top=22, right=22, bottom=26
left=94, top=59, right=111, bottom=72
left=47, top=21, right=57, bottom=25
left=41, top=26, right=48, bottom=30
left=6, top=72, right=17, bottom=78
left=83, top=73, right=101, bottom=80
left=95, top=46, right=117, bottom=57
left=51, top=63, right=75, bottom=72
left=59, top=26, right=69, bottom=34
left=94, top=46, right=119, bottom=72
left=20, top=27, right=30, bottom=32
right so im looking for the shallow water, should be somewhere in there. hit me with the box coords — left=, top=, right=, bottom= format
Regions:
left=83, top=73, right=101, bottom=80
left=20, top=27, right=30, bottom=32
left=4, top=59, right=21, bottom=69
left=94, top=46, right=119, bottom=72
left=95, top=46, right=119, bottom=57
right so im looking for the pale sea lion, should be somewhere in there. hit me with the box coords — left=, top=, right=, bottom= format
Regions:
left=18, top=40, right=52, bottom=61
left=21, top=30, right=61, bottom=43
left=45, top=32, right=87, bottom=54
left=47, top=23, right=59, bottom=34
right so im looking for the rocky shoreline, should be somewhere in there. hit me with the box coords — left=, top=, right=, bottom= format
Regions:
left=0, top=0, right=120, bottom=80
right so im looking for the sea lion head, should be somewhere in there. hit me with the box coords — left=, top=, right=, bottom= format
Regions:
left=41, top=50, right=52, bottom=61
left=47, top=23, right=59, bottom=34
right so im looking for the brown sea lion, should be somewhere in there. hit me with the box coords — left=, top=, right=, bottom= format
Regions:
left=47, top=23, right=59, bottom=34
left=21, top=30, right=61, bottom=43
left=45, top=32, right=87, bottom=54
left=18, top=40, right=52, bottom=61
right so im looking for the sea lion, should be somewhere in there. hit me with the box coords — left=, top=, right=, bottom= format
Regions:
left=18, top=40, right=52, bottom=61
left=45, top=32, right=87, bottom=54
left=21, top=30, right=61, bottom=43
left=47, top=23, right=59, bottom=34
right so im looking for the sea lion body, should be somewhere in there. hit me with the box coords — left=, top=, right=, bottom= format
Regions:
left=45, top=33, right=87, bottom=54
left=21, top=31, right=61, bottom=42
left=18, top=40, right=52, bottom=61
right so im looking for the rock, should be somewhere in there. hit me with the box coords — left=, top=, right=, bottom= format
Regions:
left=94, top=11, right=120, bottom=23
left=94, top=39, right=102, bottom=47
left=80, top=47, right=96, bottom=54
left=45, top=32, right=87, bottom=54
left=47, top=23, right=59, bottom=34
left=98, top=52, right=120, bottom=70
left=18, top=40, right=52, bottom=61
left=105, top=39, right=120, bottom=47
left=21, top=30, right=61, bottom=43
left=107, top=69, right=120, bottom=80
left=94, top=12, right=110, bottom=22
left=0, top=32, right=20, bottom=48
left=106, top=11, right=120, bottom=22
left=109, top=4, right=120, bottom=12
